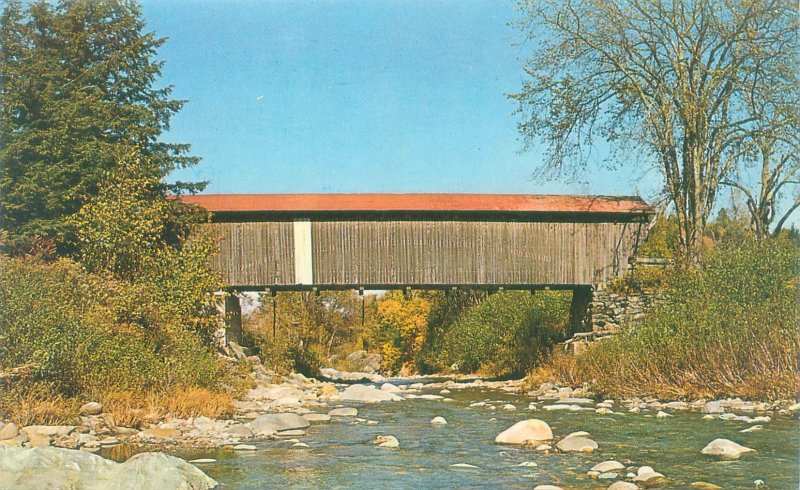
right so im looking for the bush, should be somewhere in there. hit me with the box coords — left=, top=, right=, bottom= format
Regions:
left=439, top=290, right=570, bottom=377
left=0, top=256, right=221, bottom=402
left=373, top=291, right=432, bottom=374
left=578, top=238, right=800, bottom=400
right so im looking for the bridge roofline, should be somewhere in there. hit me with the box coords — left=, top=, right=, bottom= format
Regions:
left=178, top=193, right=653, bottom=217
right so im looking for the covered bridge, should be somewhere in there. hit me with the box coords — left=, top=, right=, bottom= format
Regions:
left=180, top=193, right=653, bottom=338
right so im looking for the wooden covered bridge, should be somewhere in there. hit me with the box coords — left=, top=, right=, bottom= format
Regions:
left=180, top=193, right=653, bottom=340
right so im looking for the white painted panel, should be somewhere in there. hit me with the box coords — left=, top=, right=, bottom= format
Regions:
left=293, top=220, right=313, bottom=284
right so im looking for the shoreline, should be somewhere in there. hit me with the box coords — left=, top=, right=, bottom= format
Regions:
left=3, top=358, right=796, bottom=454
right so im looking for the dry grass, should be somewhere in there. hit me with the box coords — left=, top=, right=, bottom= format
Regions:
left=525, top=348, right=587, bottom=390
left=158, top=387, right=235, bottom=419
left=101, top=387, right=235, bottom=428
left=0, top=384, right=80, bottom=426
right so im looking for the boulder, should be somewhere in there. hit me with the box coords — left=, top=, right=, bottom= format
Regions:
left=700, top=439, right=756, bottom=459
left=0, top=446, right=216, bottom=489
left=380, top=383, right=402, bottom=393
left=373, top=435, right=399, bottom=448
left=80, top=402, right=103, bottom=416
left=607, top=483, right=638, bottom=490
left=556, top=436, right=598, bottom=453
left=328, top=407, right=358, bottom=417
left=494, top=419, right=553, bottom=445
left=225, top=425, right=254, bottom=438
left=21, top=426, right=75, bottom=438
left=591, top=461, right=625, bottom=473
left=701, top=401, right=725, bottom=414
left=340, top=384, right=403, bottom=403
left=691, top=482, right=722, bottom=489
left=633, top=466, right=667, bottom=485
left=247, top=413, right=309, bottom=436
left=430, top=416, right=448, bottom=425
left=0, top=423, right=19, bottom=441
left=302, top=413, right=331, bottom=423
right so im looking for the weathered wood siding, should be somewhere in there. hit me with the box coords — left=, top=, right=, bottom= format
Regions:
left=311, top=220, right=642, bottom=286
left=210, top=218, right=645, bottom=288
left=211, top=222, right=295, bottom=286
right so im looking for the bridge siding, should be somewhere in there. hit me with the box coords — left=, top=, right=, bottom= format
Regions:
left=210, top=219, right=644, bottom=288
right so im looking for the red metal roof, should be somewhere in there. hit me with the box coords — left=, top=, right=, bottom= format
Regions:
left=178, top=193, right=651, bottom=214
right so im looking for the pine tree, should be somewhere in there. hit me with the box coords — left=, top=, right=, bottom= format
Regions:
left=0, top=0, right=203, bottom=251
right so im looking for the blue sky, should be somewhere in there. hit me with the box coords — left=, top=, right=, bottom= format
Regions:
left=141, top=0, right=660, bottom=199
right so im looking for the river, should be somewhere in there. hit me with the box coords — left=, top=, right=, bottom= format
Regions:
left=107, top=381, right=800, bottom=489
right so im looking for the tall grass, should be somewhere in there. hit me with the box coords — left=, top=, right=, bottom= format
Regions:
left=534, top=238, right=799, bottom=400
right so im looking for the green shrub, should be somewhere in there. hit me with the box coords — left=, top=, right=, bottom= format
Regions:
left=0, top=256, right=221, bottom=399
left=581, top=238, right=800, bottom=400
left=440, top=290, right=570, bottom=377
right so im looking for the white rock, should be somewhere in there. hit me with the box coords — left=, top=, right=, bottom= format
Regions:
left=634, top=466, right=666, bottom=485
left=701, top=439, right=756, bottom=459
left=233, top=444, right=256, bottom=451
left=701, top=401, right=725, bottom=414
left=607, top=482, right=639, bottom=490
left=189, top=459, right=216, bottom=464
left=740, top=425, right=763, bottom=433
left=431, top=417, right=448, bottom=425
left=543, top=404, right=571, bottom=411
left=79, top=402, right=103, bottom=416
left=469, top=402, right=486, bottom=408
left=380, top=383, right=402, bottom=393
left=302, top=413, right=331, bottom=423
left=656, top=411, right=672, bottom=419
left=556, top=436, right=598, bottom=453
left=495, top=419, right=553, bottom=445
left=373, top=435, right=399, bottom=448
left=535, top=444, right=552, bottom=451
left=0, top=446, right=216, bottom=489
left=591, top=460, right=625, bottom=473
left=341, top=384, right=403, bottom=403
left=328, top=407, right=358, bottom=417
left=418, top=394, right=444, bottom=400
left=533, top=486, right=563, bottom=490
left=291, top=442, right=309, bottom=448
left=517, top=461, right=538, bottom=467
left=596, top=408, right=614, bottom=415
left=503, top=404, right=517, bottom=411
left=0, top=424, right=19, bottom=441
left=247, top=413, right=309, bottom=436
left=450, top=463, right=478, bottom=468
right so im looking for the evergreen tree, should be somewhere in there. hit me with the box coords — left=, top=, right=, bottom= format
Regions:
left=0, top=0, right=203, bottom=251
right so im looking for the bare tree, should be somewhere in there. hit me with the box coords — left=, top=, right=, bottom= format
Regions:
left=512, top=0, right=798, bottom=263
left=721, top=50, right=799, bottom=239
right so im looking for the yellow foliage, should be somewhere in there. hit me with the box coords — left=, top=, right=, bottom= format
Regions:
left=375, top=291, right=431, bottom=374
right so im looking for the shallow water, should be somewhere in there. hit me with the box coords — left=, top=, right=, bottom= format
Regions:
left=115, top=385, right=800, bottom=489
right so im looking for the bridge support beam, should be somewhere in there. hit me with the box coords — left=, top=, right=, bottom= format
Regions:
left=215, top=292, right=243, bottom=347
left=568, top=286, right=593, bottom=336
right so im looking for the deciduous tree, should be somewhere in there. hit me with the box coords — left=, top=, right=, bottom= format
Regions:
left=512, top=0, right=798, bottom=263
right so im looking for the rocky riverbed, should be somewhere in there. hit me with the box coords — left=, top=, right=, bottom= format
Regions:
left=1, top=359, right=798, bottom=489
